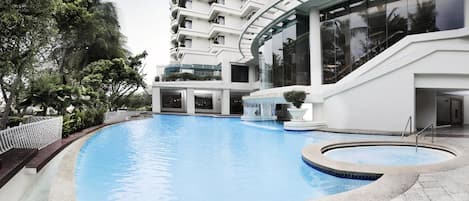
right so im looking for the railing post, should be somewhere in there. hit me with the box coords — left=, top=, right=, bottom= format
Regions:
left=431, top=124, right=435, bottom=143
left=415, top=134, right=418, bottom=152
left=410, top=116, right=412, bottom=135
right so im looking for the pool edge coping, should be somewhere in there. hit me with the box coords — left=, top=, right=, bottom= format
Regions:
left=48, top=118, right=151, bottom=201
left=302, top=139, right=469, bottom=201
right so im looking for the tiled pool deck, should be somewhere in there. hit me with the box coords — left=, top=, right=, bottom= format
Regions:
left=391, top=137, right=469, bottom=201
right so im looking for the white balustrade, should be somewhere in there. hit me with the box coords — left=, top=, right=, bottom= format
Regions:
left=0, top=116, right=63, bottom=154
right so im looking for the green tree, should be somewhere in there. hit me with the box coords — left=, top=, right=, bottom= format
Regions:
left=52, top=0, right=128, bottom=84
left=0, top=0, right=55, bottom=129
left=82, top=52, right=147, bottom=111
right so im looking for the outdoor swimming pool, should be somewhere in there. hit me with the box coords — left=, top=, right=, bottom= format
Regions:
left=75, top=115, right=393, bottom=201
left=325, top=145, right=455, bottom=166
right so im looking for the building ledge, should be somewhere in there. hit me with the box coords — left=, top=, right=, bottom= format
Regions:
left=208, top=3, right=242, bottom=20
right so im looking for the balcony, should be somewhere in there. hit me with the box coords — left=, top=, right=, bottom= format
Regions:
left=171, top=6, right=180, bottom=19
left=177, top=28, right=209, bottom=41
left=161, top=63, right=223, bottom=82
left=240, top=0, right=264, bottom=18
left=208, top=24, right=241, bottom=38
left=208, top=3, right=241, bottom=20
left=208, top=44, right=238, bottom=55
left=171, top=20, right=179, bottom=33
left=177, top=8, right=209, bottom=22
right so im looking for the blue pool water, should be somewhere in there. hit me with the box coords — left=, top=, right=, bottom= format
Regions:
left=76, top=115, right=392, bottom=201
left=325, top=146, right=455, bottom=166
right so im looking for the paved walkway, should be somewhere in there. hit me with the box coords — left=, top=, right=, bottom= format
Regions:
left=392, top=138, right=469, bottom=201
left=435, top=125, right=469, bottom=138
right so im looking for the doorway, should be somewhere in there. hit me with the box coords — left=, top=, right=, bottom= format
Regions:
left=451, top=99, right=463, bottom=125
left=437, top=96, right=463, bottom=126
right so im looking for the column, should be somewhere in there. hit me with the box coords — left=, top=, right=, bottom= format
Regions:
left=312, top=103, right=324, bottom=122
left=152, top=87, right=161, bottom=113
left=186, top=88, right=195, bottom=114
left=309, top=8, right=323, bottom=90
left=221, top=89, right=230, bottom=115
left=221, top=60, right=231, bottom=85
left=248, top=64, right=255, bottom=84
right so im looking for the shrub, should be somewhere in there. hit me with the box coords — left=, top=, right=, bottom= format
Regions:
left=62, top=107, right=106, bottom=138
left=6, top=117, right=25, bottom=128
left=283, top=91, right=306, bottom=109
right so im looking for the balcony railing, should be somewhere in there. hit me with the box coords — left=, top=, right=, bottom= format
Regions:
left=0, top=116, right=63, bottom=154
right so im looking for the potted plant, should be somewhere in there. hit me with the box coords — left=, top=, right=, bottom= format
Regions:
left=283, top=90, right=307, bottom=121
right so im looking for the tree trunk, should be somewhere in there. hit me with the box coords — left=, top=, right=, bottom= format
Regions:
left=59, top=48, right=69, bottom=85
left=0, top=70, right=24, bottom=130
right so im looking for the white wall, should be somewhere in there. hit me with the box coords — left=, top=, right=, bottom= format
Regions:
left=225, top=15, right=244, bottom=27
left=192, top=0, right=210, bottom=12
left=152, top=87, right=161, bottom=113
left=191, top=18, right=210, bottom=31
left=224, top=0, right=243, bottom=9
left=181, top=53, right=218, bottom=65
left=323, top=31, right=469, bottom=132
left=415, top=90, right=437, bottom=129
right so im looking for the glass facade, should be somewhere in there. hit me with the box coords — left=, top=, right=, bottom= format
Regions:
left=258, top=13, right=311, bottom=89
left=162, top=91, right=183, bottom=109
left=230, top=93, right=248, bottom=115
left=321, top=0, right=465, bottom=84
left=195, top=94, right=213, bottom=110
left=231, top=65, right=249, bottom=82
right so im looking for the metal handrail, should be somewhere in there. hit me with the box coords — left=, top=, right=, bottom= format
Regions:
left=415, top=123, right=435, bottom=151
left=401, top=116, right=412, bottom=138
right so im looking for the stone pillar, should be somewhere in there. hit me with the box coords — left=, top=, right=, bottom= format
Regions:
left=309, top=8, right=322, bottom=90
left=221, top=89, right=230, bottom=115
left=312, top=103, right=324, bottom=122
left=221, top=60, right=231, bottom=85
left=152, top=87, right=161, bottom=113
left=186, top=89, right=195, bottom=114
left=248, top=64, right=255, bottom=84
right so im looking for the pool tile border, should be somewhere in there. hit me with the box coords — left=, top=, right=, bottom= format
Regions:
left=302, top=139, right=469, bottom=201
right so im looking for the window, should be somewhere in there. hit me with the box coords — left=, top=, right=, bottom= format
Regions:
left=184, top=20, right=192, bottom=29
left=214, top=35, right=225, bottom=45
left=195, top=94, right=213, bottom=109
left=231, top=65, right=249, bottom=83
left=185, top=0, right=192, bottom=8
left=184, top=39, right=192, bottom=48
left=319, top=0, right=464, bottom=84
left=217, top=16, right=225, bottom=25
left=162, top=92, right=182, bottom=109
left=258, top=14, right=311, bottom=88
left=230, top=93, right=247, bottom=114
left=435, top=0, right=464, bottom=31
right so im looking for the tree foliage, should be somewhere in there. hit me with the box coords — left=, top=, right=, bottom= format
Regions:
left=0, top=0, right=147, bottom=133
left=82, top=51, right=147, bottom=111
left=0, top=0, right=55, bottom=129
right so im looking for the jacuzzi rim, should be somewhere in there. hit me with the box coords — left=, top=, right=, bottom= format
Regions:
left=301, top=140, right=469, bottom=201
left=321, top=142, right=458, bottom=157
left=302, top=140, right=464, bottom=180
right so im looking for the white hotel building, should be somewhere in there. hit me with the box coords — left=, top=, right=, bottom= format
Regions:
left=153, top=0, right=469, bottom=133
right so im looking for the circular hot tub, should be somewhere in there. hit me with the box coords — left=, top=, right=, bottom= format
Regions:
left=324, top=145, right=456, bottom=166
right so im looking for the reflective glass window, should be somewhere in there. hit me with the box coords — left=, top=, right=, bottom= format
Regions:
left=386, top=0, right=408, bottom=47
left=408, top=0, right=436, bottom=34
left=435, top=0, right=464, bottom=30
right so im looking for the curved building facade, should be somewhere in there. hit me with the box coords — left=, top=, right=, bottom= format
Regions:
left=240, top=0, right=469, bottom=132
